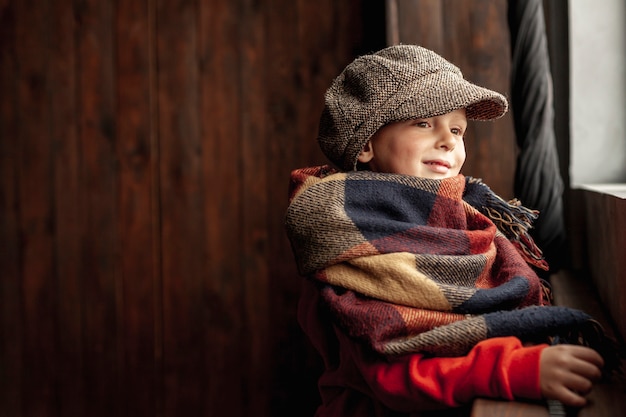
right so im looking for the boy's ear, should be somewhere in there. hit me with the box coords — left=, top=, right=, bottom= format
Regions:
left=357, top=141, right=374, bottom=163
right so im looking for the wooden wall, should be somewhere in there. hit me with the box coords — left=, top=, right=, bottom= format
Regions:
left=0, top=1, right=514, bottom=416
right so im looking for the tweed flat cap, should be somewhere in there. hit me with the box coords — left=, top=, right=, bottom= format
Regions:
left=318, top=45, right=509, bottom=171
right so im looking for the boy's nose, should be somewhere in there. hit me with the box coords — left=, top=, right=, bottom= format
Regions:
left=437, top=131, right=456, bottom=151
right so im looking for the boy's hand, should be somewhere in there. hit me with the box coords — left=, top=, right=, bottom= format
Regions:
left=539, top=345, right=604, bottom=407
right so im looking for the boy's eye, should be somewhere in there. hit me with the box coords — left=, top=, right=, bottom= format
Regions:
left=414, top=121, right=429, bottom=128
left=451, top=128, right=463, bottom=135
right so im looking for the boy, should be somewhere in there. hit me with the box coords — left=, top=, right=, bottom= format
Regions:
left=285, top=45, right=610, bottom=416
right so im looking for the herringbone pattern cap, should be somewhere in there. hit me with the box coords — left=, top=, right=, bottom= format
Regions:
left=318, top=45, right=508, bottom=171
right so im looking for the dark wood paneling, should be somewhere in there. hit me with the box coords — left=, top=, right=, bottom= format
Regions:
left=582, top=188, right=626, bottom=341
left=198, top=1, right=247, bottom=415
left=14, top=0, right=57, bottom=415
left=198, top=1, right=246, bottom=415
left=156, top=0, right=208, bottom=414
left=116, top=0, right=158, bottom=415
left=239, top=0, right=271, bottom=414
left=75, top=0, right=121, bottom=414
left=0, top=1, right=515, bottom=416
left=50, top=0, right=84, bottom=415
left=0, top=2, right=23, bottom=416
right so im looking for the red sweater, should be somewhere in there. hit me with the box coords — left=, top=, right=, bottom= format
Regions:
left=298, top=279, right=547, bottom=416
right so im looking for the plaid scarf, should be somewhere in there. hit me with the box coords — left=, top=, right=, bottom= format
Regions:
left=285, top=166, right=612, bottom=359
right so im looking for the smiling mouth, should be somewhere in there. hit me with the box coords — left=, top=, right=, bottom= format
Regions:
left=425, top=160, right=451, bottom=169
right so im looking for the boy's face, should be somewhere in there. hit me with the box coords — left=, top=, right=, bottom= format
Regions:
left=357, top=109, right=467, bottom=179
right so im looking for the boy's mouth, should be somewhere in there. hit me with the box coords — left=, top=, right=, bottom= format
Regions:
left=424, top=159, right=452, bottom=174
left=424, top=160, right=451, bottom=168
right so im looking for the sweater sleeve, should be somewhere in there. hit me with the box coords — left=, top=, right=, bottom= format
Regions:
left=348, top=333, right=547, bottom=411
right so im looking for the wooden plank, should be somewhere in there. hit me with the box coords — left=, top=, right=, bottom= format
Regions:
left=294, top=0, right=339, bottom=170
left=197, top=0, right=245, bottom=416
left=238, top=0, right=271, bottom=414
left=265, top=0, right=314, bottom=414
left=115, top=0, right=159, bottom=415
left=14, top=0, right=58, bottom=414
left=581, top=189, right=626, bottom=341
left=156, top=0, right=208, bottom=414
left=75, top=0, right=122, bottom=415
left=392, top=0, right=445, bottom=52
left=471, top=398, right=548, bottom=417
left=48, top=0, right=85, bottom=415
left=552, top=272, right=619, bottom=338
left=0, top=1, right=23, bottom=415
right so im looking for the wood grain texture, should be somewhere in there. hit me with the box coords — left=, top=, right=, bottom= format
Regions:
left=471, top=398, right=549, bottom=417
left=0, top=1, right=23, bottom=415
left=15, top=0, right=58, bottom=415
left=49, top=1, right=84, bottom=415
left=75, top=0, right=122, bottom=414
left=198, top=1, right=245, bottom=415
left=116, top=0, right=158, bottom=415
left=156, top=0, right=207, bottom=414
left=581, top=190, right=626, bottom=342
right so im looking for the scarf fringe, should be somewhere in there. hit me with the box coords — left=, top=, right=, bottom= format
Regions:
left=467, top=178, right=549, bottom=271
left=540, top=278, right=554, bottom=306
left=552, top=319, right=624, bottom=378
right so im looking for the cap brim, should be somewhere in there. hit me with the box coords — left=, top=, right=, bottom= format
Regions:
left=395, top=72, right=508, bottom=122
